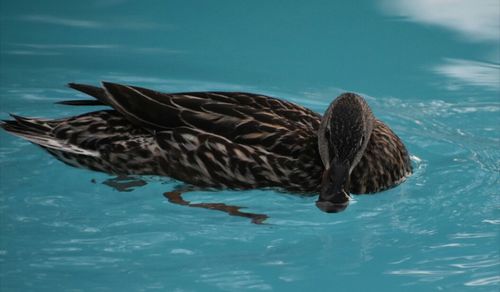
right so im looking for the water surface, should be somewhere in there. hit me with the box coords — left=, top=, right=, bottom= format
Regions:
left=0, top=0, right=499, bottom=291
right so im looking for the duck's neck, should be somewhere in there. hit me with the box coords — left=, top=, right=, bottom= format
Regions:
left=316, top=93, right=374, bottom=212
left=318, top=93, right=374, bottom=171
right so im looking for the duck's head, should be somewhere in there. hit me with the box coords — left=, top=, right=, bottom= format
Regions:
left=316, top=93, right=374, bottom=213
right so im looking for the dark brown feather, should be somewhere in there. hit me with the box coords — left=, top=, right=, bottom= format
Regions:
left=98, top=82, right=319, bottom=157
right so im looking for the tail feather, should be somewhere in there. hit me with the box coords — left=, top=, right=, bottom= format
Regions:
left=1, top=116, right=99, bottom=157
left=9, top=114, right=52, bottom=133
left=56, top=99, right=105, bottom=106
left=1, top=120, right=39, bottom=137
left=57, top=83, right=109, bottom=106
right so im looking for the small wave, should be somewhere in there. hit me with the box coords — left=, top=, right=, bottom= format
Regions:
left=482, top=219, right=500, bottom=225
left=3, top=50, right=61, bottom=56
left=465, top=275, right=500, bottom=286
left=199, top=270, right=272, bottom=291
left=170, top=248, right=195, bottom=255
left=450, top=232, right=497, bottom=239
left=386, top=269, right=464, bottom=276
left=451, top=259, right=499, bottom=269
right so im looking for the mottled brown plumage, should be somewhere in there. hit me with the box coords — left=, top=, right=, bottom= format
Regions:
left=1, top=82, right=412, bottom=211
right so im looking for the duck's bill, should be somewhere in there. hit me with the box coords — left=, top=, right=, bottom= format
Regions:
left=315, top=200, right=349, bottom=213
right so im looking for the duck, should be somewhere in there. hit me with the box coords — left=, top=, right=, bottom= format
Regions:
left=1, top=82, right=412, bottom=213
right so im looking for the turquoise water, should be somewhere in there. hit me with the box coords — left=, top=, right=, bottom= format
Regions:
left=1, top=0, right=499, bottom=291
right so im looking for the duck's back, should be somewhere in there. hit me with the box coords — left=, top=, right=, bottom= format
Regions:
left=2, top=83, right=324, bottom=191
left=68, top=82, right=322, bottom=158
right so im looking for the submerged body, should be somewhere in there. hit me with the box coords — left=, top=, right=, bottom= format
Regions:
left=1, top=82, right=412, bottom=211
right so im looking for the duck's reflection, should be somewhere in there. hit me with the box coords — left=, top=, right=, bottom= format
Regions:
left=164, top=191, right=268, bottom=225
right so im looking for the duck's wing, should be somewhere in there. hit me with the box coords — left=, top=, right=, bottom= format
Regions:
left=61, top=83, right=319, bottom=125
left=62, top=82, right=321, bottom=157
left=61, top=82, right=320, bottom=131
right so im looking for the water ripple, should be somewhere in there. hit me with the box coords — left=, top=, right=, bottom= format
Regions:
left=199, top=270, right=272, bottom=291
left=387, top=269, right=465, bottom=276
left=465, top=276, right=500, bottom=286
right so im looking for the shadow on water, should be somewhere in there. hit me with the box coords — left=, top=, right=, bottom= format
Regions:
left=97, top=176, right=269, bottom=224
left=100, top=175, right=148, bottom=192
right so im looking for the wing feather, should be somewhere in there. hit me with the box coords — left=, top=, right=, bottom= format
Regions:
left=62, top=82, right=321, bottom=157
